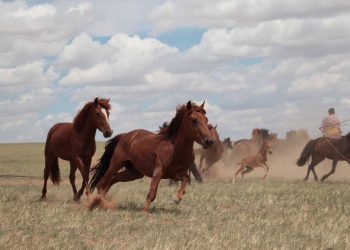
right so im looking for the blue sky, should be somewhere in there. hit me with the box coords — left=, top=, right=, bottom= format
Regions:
left=1, top=0, right=350, bottom=142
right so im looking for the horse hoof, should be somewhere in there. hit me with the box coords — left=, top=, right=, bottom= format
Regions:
left=172, top=195, right=182, bottom=205
left=40, top=196, right=46, bottom=201
left=73, top=195, right=80, bottom=202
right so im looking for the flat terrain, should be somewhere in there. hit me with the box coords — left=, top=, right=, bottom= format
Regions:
left=1, top=143, right=350, bottom=249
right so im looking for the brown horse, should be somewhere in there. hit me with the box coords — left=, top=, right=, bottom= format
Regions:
left=232, top=140, right=273, bottom=183
left=159, top=122, right=204, bottom=184
left=297, top=132, right=350, bottom=182
left=199, top=124, right=231, bottom=173
left=231, top=128, right=269, bottom=161
left=89, top=101, right=215, bottom=212
left=41, top=98, right=113, bottom=201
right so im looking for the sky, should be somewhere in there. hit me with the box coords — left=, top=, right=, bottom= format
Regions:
left=1, top=0, right=350, bottom=143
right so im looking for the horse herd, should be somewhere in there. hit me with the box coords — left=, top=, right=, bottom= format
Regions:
left=41, top=98, right=350, bottom=212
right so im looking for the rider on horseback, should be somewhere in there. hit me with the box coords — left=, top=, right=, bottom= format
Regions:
left=321, top=108, right=341, bottom=138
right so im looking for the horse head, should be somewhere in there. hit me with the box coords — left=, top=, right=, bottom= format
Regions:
left=92, top=98, right=113, bottom=138
left=208, top=124, right=220, bottom=144
left=184, top=101, right=215, bottom=149
left=223, top=137, right=233, bottom=149
left=263, top=140, right=273, bottom=154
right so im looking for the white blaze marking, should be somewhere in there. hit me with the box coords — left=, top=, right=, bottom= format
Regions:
left=101, top=108, right=109, bottom=121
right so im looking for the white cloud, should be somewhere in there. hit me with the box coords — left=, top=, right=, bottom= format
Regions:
left=0, top=61, right=58, bottom=87
left=0, top=1, right=94, bottom=69
left=288, top=73, right=344, bottom=93
left=58, top=34, right=178, bottom=85
left=340, top=97, right=350, bottom=106
left=65, top=2, right=92, bottom=15
left=150, top=0, right=350, bottom=33
left=1, top=0, right=350, bottom=143
left=185, top=14, right=350, bottom=63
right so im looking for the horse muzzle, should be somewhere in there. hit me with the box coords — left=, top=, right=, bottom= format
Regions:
left=103, top=130, right=113, bottom=138
left=202, top=138, right=215, bottom=149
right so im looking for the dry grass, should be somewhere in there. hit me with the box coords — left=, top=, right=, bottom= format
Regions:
left=1, top=143, right=350, bottom=249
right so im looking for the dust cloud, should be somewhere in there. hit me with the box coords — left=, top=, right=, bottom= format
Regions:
left=198, top=139, right=350, bottom=182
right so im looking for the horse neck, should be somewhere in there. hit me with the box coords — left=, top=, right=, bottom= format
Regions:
left=256, top=135, right=263, bottom=147
left=215, top=140, right=224, bottom=156
left=172, top=123, right=195, bottom=159
left=78, top=114, right=97, bottom=143
left=258, top=145, right=267, bottom=160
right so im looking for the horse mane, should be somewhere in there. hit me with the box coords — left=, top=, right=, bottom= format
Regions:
left=346, top=132, right=350, bottom=140
left=234, top=139, right=248, bottom=145
left=260, top=128, right=270, bottom=140
left=159, top=122, right=169, bottom=130
left=73, top=98, right=111, bottom=133
left=159, top=102, right=206, bottom=139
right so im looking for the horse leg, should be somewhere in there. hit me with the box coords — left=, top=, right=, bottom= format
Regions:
left=198, top=153, right=205, bottom=173
left=173, top=173, right=190, bottom=205
left=232, top=164, right=245, bottom=183
left=144, top=161, right=163, bottom=213
left=259, top=164, right=267, bottom=179
left=262, top=163, right=270, bottom=179
left=71, top=157, right=84, bottom=201
left=96, top=155, right=125, bottom=196
left=241, top=166, right=253, bottom=178
left=310, top=156, right=324, bottom=182
left=103, top=166, right=143, bottom=193
left=77, top=158, right=92, bottom=198
left=189, top=162, right=203, bottom=183
left=321, top=160, right=338, bottom=182
left=69, top=163, right=78, bottom=199
left=303, top=164, right=313, bottom=181
left=41, top=153, right=56, bottom=200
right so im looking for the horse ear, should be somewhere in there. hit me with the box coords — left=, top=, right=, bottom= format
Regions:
left=187, top=101, right=192, bottom=110
left=215, top=124, right=217, bottom=129
left=94, top=98, right=98, bottom=107
left=107, top=98, right=110, bottom=103
left=200, top=100, right=205, bottom=109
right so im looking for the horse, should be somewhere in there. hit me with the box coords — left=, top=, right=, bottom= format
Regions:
left=296, top=132, right=350, bottom=182
left=89, top=101, right=215, bottom=213
left=232, top=140, right=273, bottom=183
left=41, top=98, right=113, bottom=201
left=222, top=137, right=233, bottom=152
left=198, top=124, right=232, bottom=173
left=158, top=122, right=204, bottom=185
left=231, top=128, right=269, bottom=161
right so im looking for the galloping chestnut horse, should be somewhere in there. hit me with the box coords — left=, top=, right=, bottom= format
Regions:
left=89, top=101, right=215, bottom=212
left=297, top=132, right=350, bottom=182
left=198, top=124, right=230, bottom=173
left=41, top=98, right=113, bottom=201
left=232, top=128, right=269, bottom=161
left=232, top=140, right=273, bottom=183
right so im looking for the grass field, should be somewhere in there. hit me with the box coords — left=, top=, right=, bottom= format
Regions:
left=1, top=143, right=350, bottom=249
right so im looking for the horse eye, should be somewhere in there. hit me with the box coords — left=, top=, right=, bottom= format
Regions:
left=96, top=112, right=101, bottom=116
left=192, top=119, right=198, bottom=125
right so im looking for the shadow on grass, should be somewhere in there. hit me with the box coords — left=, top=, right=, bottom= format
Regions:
left=118, top=201, right=181, bottom=214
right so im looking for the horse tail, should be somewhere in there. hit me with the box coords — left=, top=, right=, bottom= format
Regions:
left=297, top=139, right=317, bottom=166
left=49, top=158, right=61, bottom=185
left=45, top=126, right=61, bottom=185
left=189, top=163, right=203, bottom=183
left=89, top=134, right=122, bottom=191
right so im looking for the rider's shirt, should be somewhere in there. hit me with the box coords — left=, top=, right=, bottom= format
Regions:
left=321, top=114, right=341, bottom=138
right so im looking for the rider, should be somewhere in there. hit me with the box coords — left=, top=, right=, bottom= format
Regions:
left=321, top=108, right=341, bottom=138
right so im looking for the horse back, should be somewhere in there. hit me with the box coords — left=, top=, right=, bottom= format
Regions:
left=45, top=123, right=76, bottom=160
left=116, top=129, right=161, bottom=177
